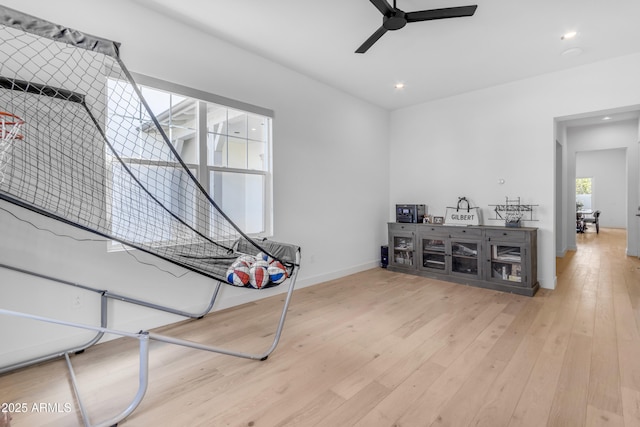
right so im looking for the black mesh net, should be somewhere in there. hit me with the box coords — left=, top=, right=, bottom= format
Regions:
left=0, top=7, right=294, bottom=283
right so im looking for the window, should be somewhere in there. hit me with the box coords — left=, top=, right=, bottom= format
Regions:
left=106, top=75, right=273, bottom=245
left=576, top=177, right=592, bottom=211
left=206, top=104, right=271, bottom=234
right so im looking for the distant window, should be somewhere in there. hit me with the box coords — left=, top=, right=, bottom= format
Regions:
left=576, top=177, right=592, bottom=211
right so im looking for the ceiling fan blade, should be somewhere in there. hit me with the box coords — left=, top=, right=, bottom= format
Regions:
left=369, top=0, right=394, bottom=16
left=406, top=5, right=478, bottom=23
left=355, top=26, right=388, bottom=53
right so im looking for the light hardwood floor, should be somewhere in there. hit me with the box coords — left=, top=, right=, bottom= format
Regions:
left=2, top=228, right=640, bottom=426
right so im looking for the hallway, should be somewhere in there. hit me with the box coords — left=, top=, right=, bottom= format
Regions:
left=552, top=227, right=640, bottom=426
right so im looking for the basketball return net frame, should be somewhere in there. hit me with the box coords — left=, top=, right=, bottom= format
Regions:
left=0, top=5, right=301, bottom=427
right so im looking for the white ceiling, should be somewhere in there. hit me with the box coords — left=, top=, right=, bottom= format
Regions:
left=135, top=0, right=640, bottom=111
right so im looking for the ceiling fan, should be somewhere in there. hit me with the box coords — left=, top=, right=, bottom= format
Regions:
left=356, top=0, right=478, bottom=53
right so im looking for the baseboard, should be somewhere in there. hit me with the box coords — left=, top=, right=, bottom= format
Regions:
left=294, top=260, right=380, bottom=290
left=626, top=247, right=639, bottom=257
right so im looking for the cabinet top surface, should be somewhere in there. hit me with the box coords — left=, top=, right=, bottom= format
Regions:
left=388, top=222, right=538, bottom=232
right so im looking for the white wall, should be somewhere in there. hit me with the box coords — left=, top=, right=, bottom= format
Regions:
left=555, top=139, right=565, bottom=257
left=0, top=0, right=390, bottom=365
left=390, top=53, right=640, bottom=290
left=576, top=148, right=627, bottom=228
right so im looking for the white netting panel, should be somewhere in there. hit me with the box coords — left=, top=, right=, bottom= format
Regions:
left=0, top=18, right=276, bottom=281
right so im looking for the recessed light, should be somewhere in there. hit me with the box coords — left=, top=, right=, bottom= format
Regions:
left=602, top=116, right=611, bottom=121
left=394, top=82, right=405, bottom=90
left=561, top=31, right=578, bottom=40
left=561, top=47, right=583, bottom=57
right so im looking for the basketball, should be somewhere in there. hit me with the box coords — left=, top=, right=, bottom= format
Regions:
left=231, top=258, right=249, bottom=268
left=267, top=260, right=288, bottom=284
left=236, top=254, right=257, bottom=266
left=248, top=261, right=270, bottom=289
left=256, top=251, right=274, bottom=264
left=253, top=260, right=270, bottom=269
left=226, top=263, right=250, bottom=287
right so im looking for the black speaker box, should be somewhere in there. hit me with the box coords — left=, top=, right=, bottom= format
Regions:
left=381, top=245, right=388, bottom=268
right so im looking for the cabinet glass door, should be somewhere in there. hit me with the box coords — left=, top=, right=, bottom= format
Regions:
left=392, top=235, right=414, bottom=267
left=422, top=238, right=446, bottom=271
left=490, top=243, right=523, bottom=284
left=451, top=241, right=479, bottom=276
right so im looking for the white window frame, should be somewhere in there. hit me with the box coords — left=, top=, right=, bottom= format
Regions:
left=108, top=74, right=273, bottom=250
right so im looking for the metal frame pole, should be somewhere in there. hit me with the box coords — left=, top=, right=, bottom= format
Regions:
left=0, top=263, right=222, bottom=373
left=148, top=249, right=301, bottom=361
left=104, top=281, right=221, bottom=319
left=0, top=309, right=151, bottom=427
left=0, top=293, right=108, bottom=374
left=0, top=248, right=301, bottom=426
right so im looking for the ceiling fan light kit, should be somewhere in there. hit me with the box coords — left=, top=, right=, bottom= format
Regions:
left=356, top=0, right=478, bottom=54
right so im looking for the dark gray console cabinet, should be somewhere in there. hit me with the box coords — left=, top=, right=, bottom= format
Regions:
left=387, top=223, right=539, bottom=296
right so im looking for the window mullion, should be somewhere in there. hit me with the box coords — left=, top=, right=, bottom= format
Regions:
left=197, top=101, right=210, bottom=236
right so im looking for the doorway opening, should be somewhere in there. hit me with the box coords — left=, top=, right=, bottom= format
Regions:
left=554, top=107, right=640, bottom=269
